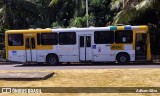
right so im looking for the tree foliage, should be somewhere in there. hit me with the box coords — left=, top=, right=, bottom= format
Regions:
left=0, top=0, right=42, bottom=30
left=111, top=0, right=160, bottom=25
left=0, top=0, right=160, bottom=28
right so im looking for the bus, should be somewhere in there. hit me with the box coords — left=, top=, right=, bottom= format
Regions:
left=5, top=25, right=151, bottom=65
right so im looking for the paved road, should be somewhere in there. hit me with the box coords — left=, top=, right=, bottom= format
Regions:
left=0, top=63, right=160, bottom=70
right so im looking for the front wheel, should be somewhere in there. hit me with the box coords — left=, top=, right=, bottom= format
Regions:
left=46, top=54, right=59, bottom=65
left=117, top=53, right=130, bottom=64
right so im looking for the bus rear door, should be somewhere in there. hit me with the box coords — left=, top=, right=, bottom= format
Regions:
left=79, top=35, right=92, bottom=61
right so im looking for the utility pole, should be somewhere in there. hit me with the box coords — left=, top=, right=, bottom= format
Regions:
left=86, top=0, right=89, bottom=27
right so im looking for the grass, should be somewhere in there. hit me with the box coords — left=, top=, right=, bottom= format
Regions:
left=0, top=69, right=160, bottom=96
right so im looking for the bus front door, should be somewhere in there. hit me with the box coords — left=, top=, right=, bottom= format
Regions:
left=25, top=37, right=37, bottom=62
left=135, top=33, right=147, bottom=60
left=79, top=35, right=92, bottom=61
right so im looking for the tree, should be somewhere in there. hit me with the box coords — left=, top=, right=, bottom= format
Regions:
left=0, top=0, right=42, bottom=29
left=111, top=0, right=160, bottom=25
left=89, top=0, right=112, bottom=27
left=49, top=0, right=113, bottom=27
left=48, top=0, right=85, bottom=27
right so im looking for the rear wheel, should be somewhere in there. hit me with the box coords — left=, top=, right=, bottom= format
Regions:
left=46, top=54, right=59, bottom=65
left=117, top=53, right=130, bottom=64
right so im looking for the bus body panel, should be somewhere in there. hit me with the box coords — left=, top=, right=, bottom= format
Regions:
left=8, top=50, right=26, bottom=62
left=58, top=45, right=79, bottom=62
left=92, top=44, right=115, bottom=61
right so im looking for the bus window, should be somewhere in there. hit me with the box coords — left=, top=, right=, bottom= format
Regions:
left=8, top=34, right=23, bottom=46
left=59, top=32, right=76, bottom=45
left=31, top=38, right=35, bottom=49
left=94, top=31, right=114, bottom=44
left=26, top=38, right=30, bottom=48
left=80, top=36, right=84, bottom=47
left=115, top=30, right=133, bottom=43
left=86, top=36, right=91, bottom=47
left=37, top=33, right=41, bottom=45
left=41, top=33, right=58, bottom=45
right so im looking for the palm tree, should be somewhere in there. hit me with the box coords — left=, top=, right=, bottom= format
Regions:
left=49, top=0, right=85, bottom=16
left=111, top=0, right=160, bottom=25
left=49, top=0, right=113, bottom=27
left=0, top=0, right=42, bottom=29
left=48, top=0, right=85, bottom=27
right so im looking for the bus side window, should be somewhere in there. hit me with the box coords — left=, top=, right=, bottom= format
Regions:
left=26, top=38, right=30, bottom=48
left=31, top=38, right=35, bottom=49
left=86, top=36, right=91, bottom=47
left=37, top=33, right=41, bottom=45
left=59, top=32, right=76, bottom=45
left=41, top=33, right=58, bottom=45
left=8, top=34, right=23, bottom=46
left=80, top=36, right=84, bottom=47
left=115, top=30, right=133, bottom=43
left=8, top=41, right=13, bottom=46
left=94, top=31, right=114, bottom=44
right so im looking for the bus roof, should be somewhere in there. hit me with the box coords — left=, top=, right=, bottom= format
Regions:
left=6, top=25, right=148, bottom=33
left=51, top=25, right=148, bottom=32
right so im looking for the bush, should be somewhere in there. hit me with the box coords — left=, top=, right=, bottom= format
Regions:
left=0, top=48, right=5, bottom=59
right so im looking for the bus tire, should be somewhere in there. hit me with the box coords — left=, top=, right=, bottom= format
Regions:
left=116, top=53, right=130, bottom=64
left=46, top=54, right=59, bottom=65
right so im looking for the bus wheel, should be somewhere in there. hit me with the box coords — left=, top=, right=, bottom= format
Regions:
left=116, top=53, right=130, bottom=64
left=46, top=54, right=59, bottom=65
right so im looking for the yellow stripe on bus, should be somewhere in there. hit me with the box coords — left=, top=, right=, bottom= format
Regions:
left=36, top=45, right=53, bottom=50
left=111, top=44, right=124, bottom=50
left=6, top=29, right=52, bottom=33
left=138, top=26, right=148, bottom=30
left=8, top=46, right=53, bottom=50
left=117, top=26, right=124, bottom=30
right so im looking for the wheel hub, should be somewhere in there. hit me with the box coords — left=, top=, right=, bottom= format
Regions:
left=49, top=57, right=56, bottom=64
left=120, top=56, right=126, bottom=62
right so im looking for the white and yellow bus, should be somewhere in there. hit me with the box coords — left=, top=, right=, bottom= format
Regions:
left=5, top=25, right=151, bottom=65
